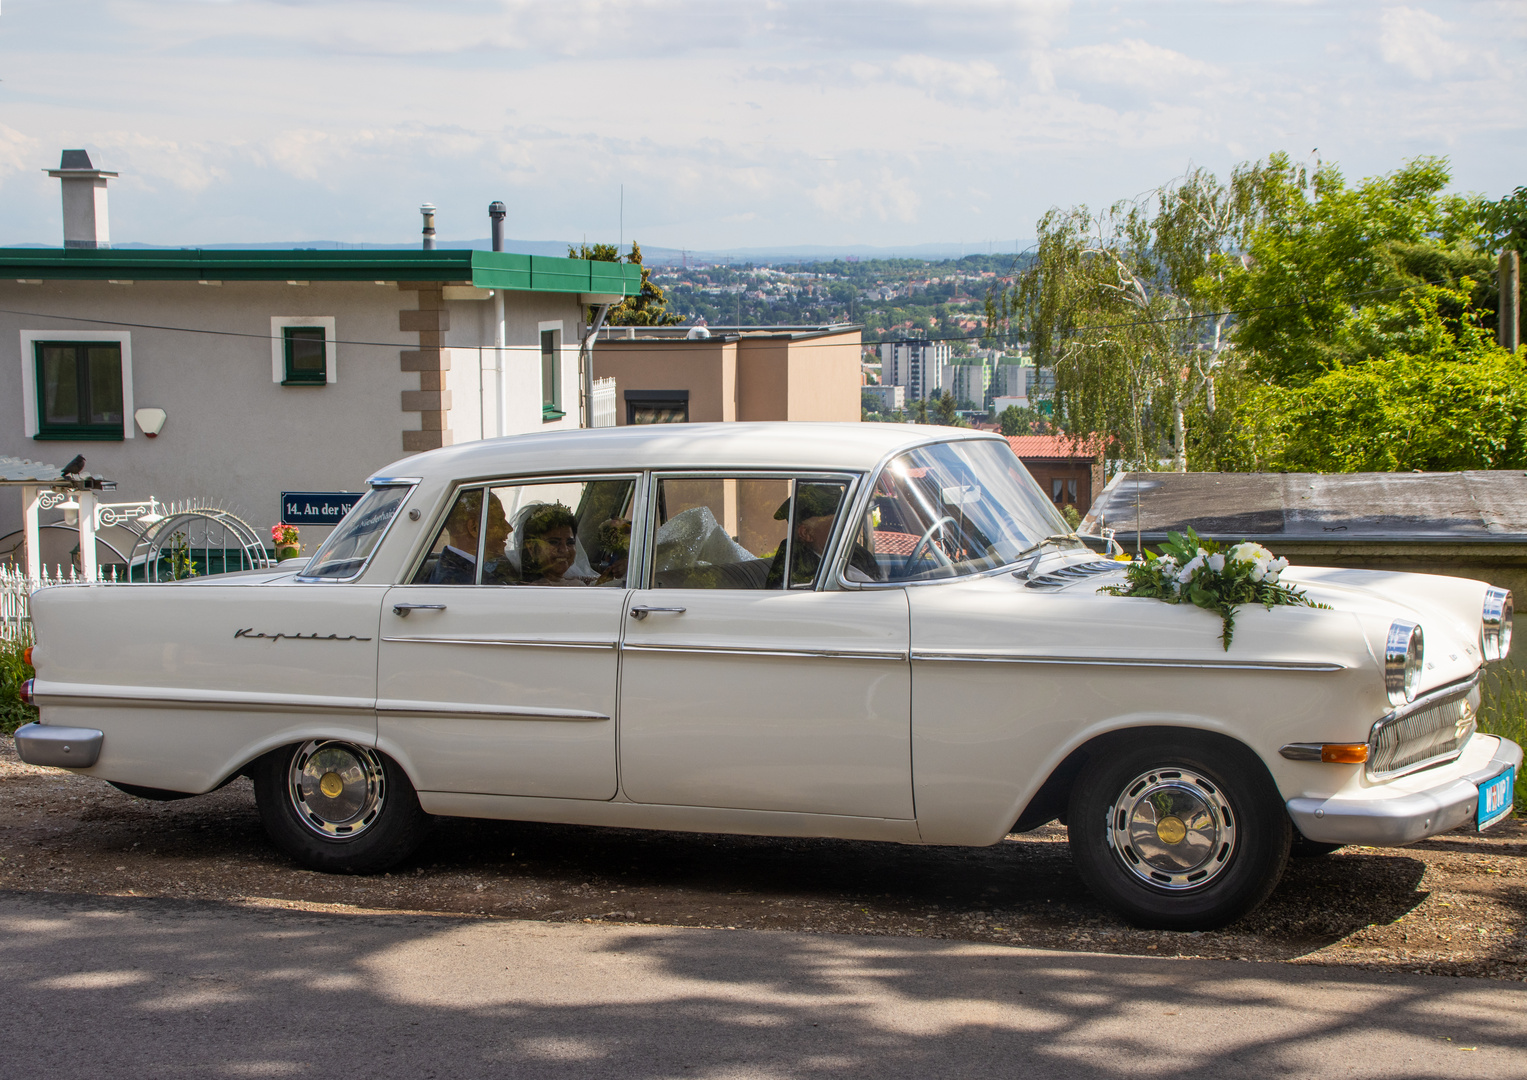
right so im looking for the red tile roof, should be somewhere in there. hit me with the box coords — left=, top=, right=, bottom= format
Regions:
left=1005, top=434, right=1100, bottom=460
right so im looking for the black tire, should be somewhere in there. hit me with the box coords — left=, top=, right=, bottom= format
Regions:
left=1067, top=731, right=1291, bottom=931
left=252, top=740, right=430, bottom=874
left=1289, top=833, right=1345, bottom=858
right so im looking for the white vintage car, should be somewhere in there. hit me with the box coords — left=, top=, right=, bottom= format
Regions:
left=16, top=423, right=1520, bottom=929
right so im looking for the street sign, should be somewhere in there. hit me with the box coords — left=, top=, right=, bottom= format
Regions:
left=280, top=491, right=362, bottom=526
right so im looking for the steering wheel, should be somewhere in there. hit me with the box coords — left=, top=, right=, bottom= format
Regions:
left=902, top=516, right=960, bottom=575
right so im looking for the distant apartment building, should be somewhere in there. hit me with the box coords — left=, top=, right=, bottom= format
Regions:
left=991, top=358, right=1052, bottom=405
left=942, top=358, right=991, bottom=409
left=879, top=340, right=950, bottom=401
left=862, top=384, right=905, bottom=412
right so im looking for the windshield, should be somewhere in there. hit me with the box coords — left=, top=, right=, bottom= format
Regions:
left=843, top=439, right=1079, bottom=583
left=299, top=485, right=411, bottom=580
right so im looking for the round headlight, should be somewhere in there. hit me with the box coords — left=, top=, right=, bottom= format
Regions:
left=1385, top=620, right=1423, bottom=707
left=1482, top=587, right=1512, bottom=662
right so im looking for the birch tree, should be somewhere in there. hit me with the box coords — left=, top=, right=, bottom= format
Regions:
left=989, top=163, right=1271, bottom=470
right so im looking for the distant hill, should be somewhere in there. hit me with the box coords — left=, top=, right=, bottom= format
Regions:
left=9, top=238, right=1033, bottom=266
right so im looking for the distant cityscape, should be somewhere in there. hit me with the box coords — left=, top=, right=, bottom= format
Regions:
left=654, top=253, right=1027, bottom=345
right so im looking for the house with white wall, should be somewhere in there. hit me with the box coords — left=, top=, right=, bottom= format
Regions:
left=0, top=153, right=640, bottom=556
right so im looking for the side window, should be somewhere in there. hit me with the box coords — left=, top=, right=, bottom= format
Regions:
left=34, top=341, right=124, bottom=440
left=648, top=476, right=850, bottom=590
left=283, top=327, right=327, bottom=385
left=541, top=329, right=563, bottom=421
left=411, top=477, right=637, bottom=587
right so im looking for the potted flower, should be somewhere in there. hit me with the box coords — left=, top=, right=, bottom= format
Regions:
left=271, top=523, right=302, bottom=562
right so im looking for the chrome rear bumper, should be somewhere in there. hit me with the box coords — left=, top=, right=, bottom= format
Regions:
left=1287, top=736, right=1521, bottom=846
left=14, top=723, right=103, bottom=769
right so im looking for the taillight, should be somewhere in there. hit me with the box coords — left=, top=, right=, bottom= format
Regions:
left=19, top=679, right=35, bottom=706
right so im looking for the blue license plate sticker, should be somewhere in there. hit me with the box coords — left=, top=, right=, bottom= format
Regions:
left=1478, top=766, right=1515, bottom=831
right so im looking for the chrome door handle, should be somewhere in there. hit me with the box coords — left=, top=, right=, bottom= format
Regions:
left=630, top=605, right=686, bottom=620
left=393, top=603, right=446, bottom=617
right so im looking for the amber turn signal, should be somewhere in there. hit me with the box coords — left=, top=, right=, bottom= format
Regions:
left=22, top=645, right=33, bottom=666
left=1320, top=743, right=1369, bottom=764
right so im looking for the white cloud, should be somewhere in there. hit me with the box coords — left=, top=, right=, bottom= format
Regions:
left=1059, top=39, right=1228, bottom=90
left=0, top=0, right=1521, bottom=249
left=1377, top=6, right=1472, bottom=80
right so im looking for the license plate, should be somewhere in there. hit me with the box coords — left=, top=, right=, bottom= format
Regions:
left=1478, top=766, right=1515, bottom=831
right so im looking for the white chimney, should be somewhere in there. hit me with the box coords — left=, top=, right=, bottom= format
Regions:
left=45, top=150, right=118, bottom=249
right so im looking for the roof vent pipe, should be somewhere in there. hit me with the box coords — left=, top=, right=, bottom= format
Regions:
left=420, top=203, right=437, bottom=251
left=46, top=150, right=117, bottom=249
left=489, top=201, right=506, bottom=252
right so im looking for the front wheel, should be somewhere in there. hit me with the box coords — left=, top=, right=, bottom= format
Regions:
left=252, top=740, right=430, bottom=873
left=1067, top=733, right=1290, bottom=930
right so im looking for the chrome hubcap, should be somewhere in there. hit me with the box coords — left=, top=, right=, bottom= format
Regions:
left=288, top=740, right=385, bottom=840
left=1107, top=768, right=1236, bottom=890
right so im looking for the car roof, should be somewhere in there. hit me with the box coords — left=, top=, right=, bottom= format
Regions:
left=372, top=422, right=1003, bottom=483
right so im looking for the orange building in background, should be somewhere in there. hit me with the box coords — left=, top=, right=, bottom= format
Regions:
left=591, top=324, right=862, bottom=425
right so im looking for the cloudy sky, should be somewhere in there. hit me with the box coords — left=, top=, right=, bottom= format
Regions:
left=0, top=0, right=1521, bottom=251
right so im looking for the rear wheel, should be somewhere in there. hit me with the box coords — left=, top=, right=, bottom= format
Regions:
left=252, top=740, right=430, bottom=873
left=1067, top=732, right=1290, bottom=930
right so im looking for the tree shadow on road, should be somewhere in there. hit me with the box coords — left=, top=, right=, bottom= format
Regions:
left=0, top=890, right=1522, bottom=1080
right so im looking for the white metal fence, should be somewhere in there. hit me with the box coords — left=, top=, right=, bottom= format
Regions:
left=0, top=564, right=120, bottom=644
left=592, top=377, right=617, bottom=428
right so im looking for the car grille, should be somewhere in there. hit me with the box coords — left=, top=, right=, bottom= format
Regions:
left=1367, top=681, right=1481, bottom=780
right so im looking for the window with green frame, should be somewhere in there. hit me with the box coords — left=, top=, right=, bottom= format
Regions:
left=282, top=326, right=328, bottom=385
left=541, top=329, right=564, bottom=420
left=34, top=341, right=124, bottom=440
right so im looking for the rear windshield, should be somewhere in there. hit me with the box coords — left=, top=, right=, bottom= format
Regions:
left=299, top=485, right=411, bottom=580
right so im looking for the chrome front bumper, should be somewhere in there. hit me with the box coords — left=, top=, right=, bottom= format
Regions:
left=1287, top=736, right=1521, bottom=846
left=13, top=723, right=103, bottom=769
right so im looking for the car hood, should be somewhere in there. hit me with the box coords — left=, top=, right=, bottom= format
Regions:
left=1008, top=557, right=1491, bottom=695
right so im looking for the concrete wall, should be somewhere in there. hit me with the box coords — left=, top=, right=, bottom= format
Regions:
left=0, top=279, right=587, bottom=553
left=593, top=328, right=862, bottom=426
left=736, top=339, right=786, bottom=422
left=785, top=331, right=861, bottom=422
left=592, top=340, right=737, bottom=424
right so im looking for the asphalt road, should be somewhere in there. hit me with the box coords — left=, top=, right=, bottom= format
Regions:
left=4, top=892, right=1526, bottom=1079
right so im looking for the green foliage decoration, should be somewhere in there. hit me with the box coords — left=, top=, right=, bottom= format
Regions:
left=1, top=637, right=37, bottom=735
left=1100, top=528, right=1325, bottom=650
left=570, top=241, right=683, bottom=327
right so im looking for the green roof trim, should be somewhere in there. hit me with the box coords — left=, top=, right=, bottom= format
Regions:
left=0, top=248, right=642, bottom=296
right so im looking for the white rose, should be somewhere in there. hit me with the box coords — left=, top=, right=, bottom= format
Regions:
left=1264, top=570, right=1280, bottom=585
left=1249, top=566, right=1265, bottom=583
left=1230, top=542, right=1271, bottom=564
left=1271, top=557, right=1289, bottom=571
left=1207, top=553, right=1225, bottom=573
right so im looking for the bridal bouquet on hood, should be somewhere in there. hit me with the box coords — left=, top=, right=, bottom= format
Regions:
left=1100, top=528, right=1325, bottom=650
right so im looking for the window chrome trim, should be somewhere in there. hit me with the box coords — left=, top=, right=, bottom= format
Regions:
left=909, top=650, right=1346, bottom=672
left=366, top=476, right=423, bottom=486
left=621, top=643, right=907, bottom=662
left=295, top=482, right=417, bottom=583
left=399, top=471, right=644, bottom=587
left=641, top=469, right=862, bottom=593
left=833, top=433, right=1079, bottom=591
left=376, top=699, right=609, bottom=722
left=381, top=636, right=616, bottom=650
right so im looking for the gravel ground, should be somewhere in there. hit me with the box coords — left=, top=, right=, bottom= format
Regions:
left=3, top=736, right=1523, bottom=980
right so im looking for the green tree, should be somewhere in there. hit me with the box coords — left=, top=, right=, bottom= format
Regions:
left=997, top=404, right=1047, bottom=436
left=1217, top=155, right=1490, bottom=384
left=1199, top=283, right=1527, bottom=472
left=569, top=241, right=683, bottom=327
left=992, top=163, right=1271, bottom=471
left=933, top=390, right=961, bottom=426
left=908, top=397, right=930, bottom=424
